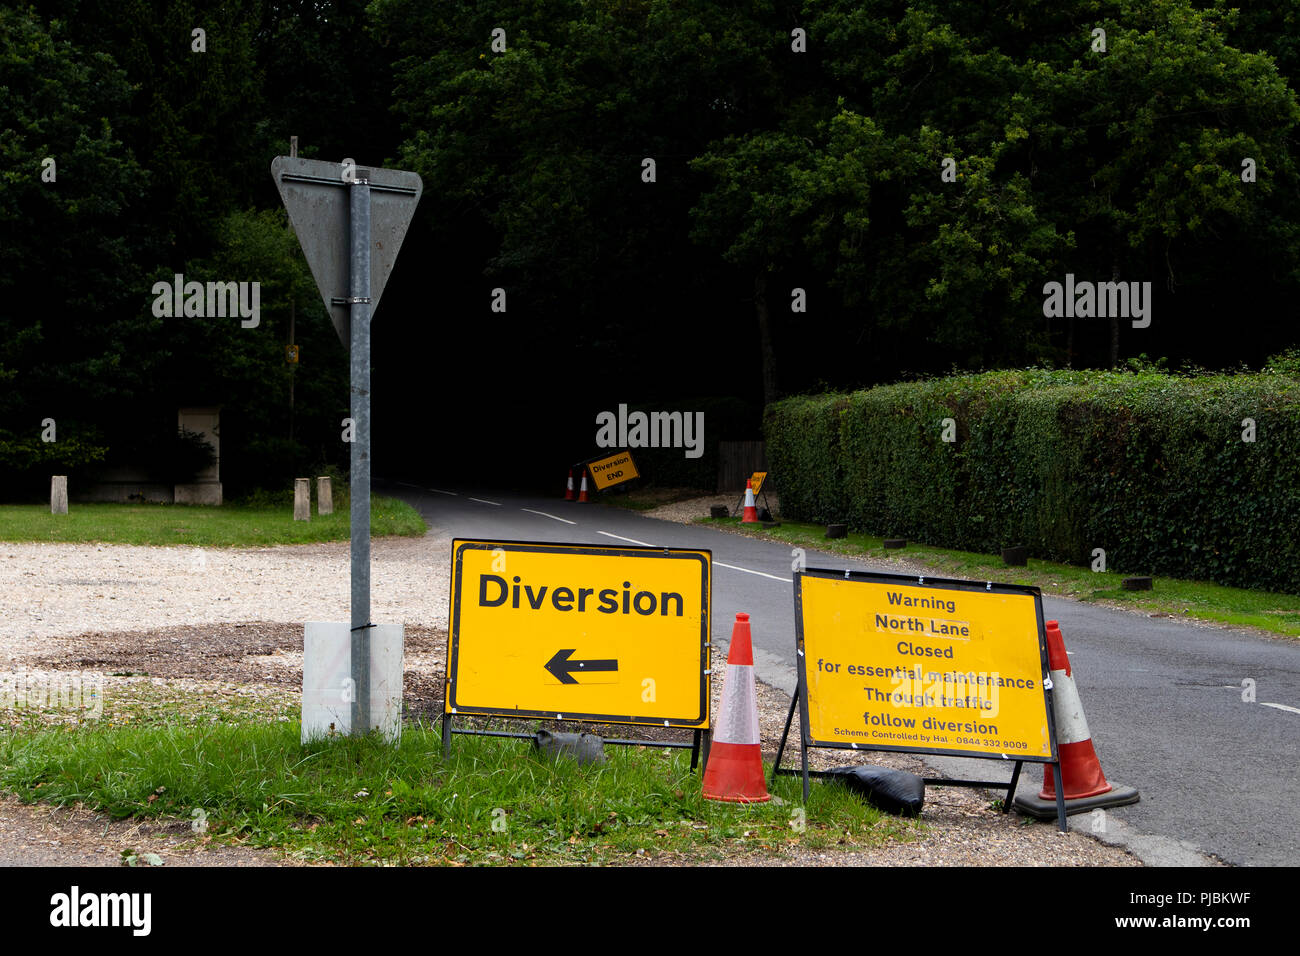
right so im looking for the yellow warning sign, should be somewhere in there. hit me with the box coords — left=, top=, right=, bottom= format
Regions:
left=796, top=571, right=1054, bottom=761
left=749, top=471, right=768, bottom=495
left=586, top=450, right=639, bottom=490
left=447, top=539, right=710, bottom=727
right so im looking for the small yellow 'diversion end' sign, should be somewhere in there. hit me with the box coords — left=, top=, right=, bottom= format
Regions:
left=796, top=570, right=1054, bottom=761
left=749, top=471, right=767, bottom=495
left=587, top=450, right=639, bottom=490
left=447, top=539, right=710, bottom=728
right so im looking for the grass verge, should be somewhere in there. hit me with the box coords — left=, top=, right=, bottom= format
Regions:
left=699, top=516, right=1300, bottom=639
left=0, top=719, right=916, bottom=865
left=0, top=496, right=426, bottom=546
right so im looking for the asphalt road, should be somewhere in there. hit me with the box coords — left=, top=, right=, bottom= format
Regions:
left=385, top=482, right=1300, bottom=867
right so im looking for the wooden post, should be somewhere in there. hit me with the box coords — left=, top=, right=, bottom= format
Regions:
left=317, top=476, right=333, bottom=515
left=294, top=478, right=310, bottom=521
left=50, top=476, right=68, bottom=514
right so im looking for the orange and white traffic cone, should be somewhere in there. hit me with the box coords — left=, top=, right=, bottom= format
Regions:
left=564, top=468, right=576, bottom=501
left=576, top=469, right=590, bottom=503
left=1014, top=620, right=1139, bottom=818
left=702, top=613, right=769, bottom=803
left=741, top=479, right=758, bottom=523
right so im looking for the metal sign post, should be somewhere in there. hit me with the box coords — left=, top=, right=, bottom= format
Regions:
left=348, top=169, right=372, bottom=734
left=273, top=156, right=422, bottom=738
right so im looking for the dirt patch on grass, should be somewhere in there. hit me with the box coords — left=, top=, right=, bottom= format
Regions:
left=24, top=621, right=448, bottom=720
left=0, top=793, right=318, bottom=867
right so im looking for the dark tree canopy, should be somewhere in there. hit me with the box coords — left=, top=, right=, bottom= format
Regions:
left=3, top=0, right=1299, bottom=490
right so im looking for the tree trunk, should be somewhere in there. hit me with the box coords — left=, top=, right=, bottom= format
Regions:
left=1108, top=227, right=1122, bottom=368
left=754, top=272, right=777, bottom=408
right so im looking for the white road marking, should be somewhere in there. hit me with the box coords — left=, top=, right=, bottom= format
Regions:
left=468, top=497, right=501, bottom=506
left=426, top=488, right=458, bottom=496
left=598, top=531, right=792, bottom=581
left=522, top=509, right=576, bottom=525
left=1260, top=702, right=1300, bottom=716
left=715, top=561, right=793, bottom=583
left=597, top=531, right=655, bottom=546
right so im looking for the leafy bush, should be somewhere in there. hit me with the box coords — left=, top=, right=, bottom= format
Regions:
left=230, top=436, right=309, bottom=494
left=1264, top=347, right=1300, bottom=376
left=0, top=424, right=109, bottom=500
left=765, top=369, right=1300, bottom=592
left=163, top=429, right=218, bottom=484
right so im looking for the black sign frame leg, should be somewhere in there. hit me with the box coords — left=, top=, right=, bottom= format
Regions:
left=797, top=663, right=814, bottom=804
left=1004, top=760, right=1023, bottom=812
left=771, top=690, right=799, bottom=784
left=1052, top=760, right=1067, bottom=830
left=440, top=713, right=709, bottom=770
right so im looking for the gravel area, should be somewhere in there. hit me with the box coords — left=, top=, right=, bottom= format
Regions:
left=1, top=535, right=453, bottom=661
left=643, top=492, right=779, bottom=525
left=1, top=522, right=1141, bottom=866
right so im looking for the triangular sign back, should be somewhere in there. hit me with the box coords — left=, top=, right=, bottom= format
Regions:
left=271, top=156, right=422, bottom=348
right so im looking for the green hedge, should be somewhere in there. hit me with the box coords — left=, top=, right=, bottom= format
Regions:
left=0, top=427, right=109, bottom=501
left=764, top=369, right=1300, bottom=593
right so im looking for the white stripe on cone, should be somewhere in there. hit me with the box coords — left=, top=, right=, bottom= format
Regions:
left=713, top=663, right=759, bottom=745
left=1051, top=666, right=1092, bottom=745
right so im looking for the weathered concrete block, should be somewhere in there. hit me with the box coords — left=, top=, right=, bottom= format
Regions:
left=317, top=476, right=333, bottom=515
left=302, top=622, right=404, bottom=744
left=294, top=478, right=310, bottom=521
left=51, top=476, right=68, bottom=514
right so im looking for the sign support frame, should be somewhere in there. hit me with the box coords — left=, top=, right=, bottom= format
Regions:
left=441, top=537, right=713, bottom=767
left=439, top=715, right=710, bottom=771
left=772, top=567, right=1068, bottom=832
left=732, top=472, right=773, bottom=517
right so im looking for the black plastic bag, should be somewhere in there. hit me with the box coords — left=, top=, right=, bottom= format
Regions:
left=532, top=730, right=607, bottom=765
left=826, top=765, right=925, bottom=816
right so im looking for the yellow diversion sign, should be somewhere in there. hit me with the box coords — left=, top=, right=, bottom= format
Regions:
left=794, top=569, right=1055, bottom=761
left=587, top=450, right=639, bottom=490
left=447, top=539, right=711, bottom=727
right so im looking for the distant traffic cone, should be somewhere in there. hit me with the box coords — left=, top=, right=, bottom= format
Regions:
left=576, top=469, right=590, bottom=503
left=1014, top=620, right=1139, bottom=818
left=564, top=468, right=576, bottom=501
left=741, top=479, right=758, bottom=523
left=702, top=613, right=769, bottom=803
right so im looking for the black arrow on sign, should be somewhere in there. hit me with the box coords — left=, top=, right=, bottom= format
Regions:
left=545, top=649, right=619, bottom=684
